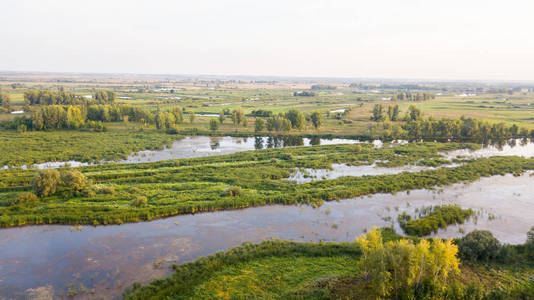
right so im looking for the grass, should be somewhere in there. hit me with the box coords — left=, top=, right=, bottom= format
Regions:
left=0, top=125, right=178, bottom=167
left=123, top=234, right=534, bottom=299
left=192, top=256, right=357, bottom=299
left=0, top=142, right=529, bottom=228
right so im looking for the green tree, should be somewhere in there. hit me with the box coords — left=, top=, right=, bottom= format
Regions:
left=254, top=118, right=264, bottom=132
left=310, top=111, right=322, bottom=129
left=371, top=104, right=385, bottom=122
left=526, top=226, right=534, bottom=255
left=209, top=118, right=219, bottom=132
left=31, top=109, right=44, bottom=130
left=32, top=169, right=61, bottom=197
left=458, top=230, right=500, bottom=261
left=189, top=111, right=195, bottom=124
left=0, top=90, right=11, bottom=111
left=285, top=110, right=306, bottom=129
left=392, top=105, right=399, bottom=121
left=219, top=110, right=225, bottom=124
left=60, top=170, right=88, bottom=192
left=408, top=105, right=422, bottom=121
left=172, top=107, right=183, bottom=124
left=232, top=108, right=245, bottom=126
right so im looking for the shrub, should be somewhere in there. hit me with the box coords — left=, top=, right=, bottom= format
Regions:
left=132, top=196, right=148, bottom=207
left=60, top=170, right=88, bottom=192
left=224, top=186, right=243, bottom=197
left=129, top=187, right=142, bottom=195
left=99, top=186, right=115, bottom=195
left=82, top=187, right=96, bottom=198
left=458, top=230, right=501, bottom=261
left=9, top=192, right=39, bottom=206
left=32, top=169, right=60, bottom=197
left=527, top=226, right=534, bottom=256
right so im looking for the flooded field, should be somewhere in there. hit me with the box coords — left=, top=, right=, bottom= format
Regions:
left=445, top=138, right=534, bottom=159
left=2, top=136, right=361, bottom=170
left=120, top=135, right=361, bottom=163
left=287, top=162, right=462, bottom=183
left=1, top=173, right=533, bottom=299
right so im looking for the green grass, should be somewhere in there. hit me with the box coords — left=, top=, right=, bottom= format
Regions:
left=192, top=256, right=357, bottom=299
left=0, top=142, right=529, bottom=228
left=123, top=235, right=534, bottom=300
left=0, top=126, right=178, bottom=167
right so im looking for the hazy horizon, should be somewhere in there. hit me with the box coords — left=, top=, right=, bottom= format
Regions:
left=2, top=0, right=534, bottom=81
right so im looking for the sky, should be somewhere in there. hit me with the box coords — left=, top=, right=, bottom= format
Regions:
left=1, top=0, right=534, bottom=81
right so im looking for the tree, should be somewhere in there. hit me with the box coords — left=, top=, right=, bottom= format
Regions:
left=392, top=105, right=399, bottom=121
left=310, top=111, right=322, bottom=129
left=527, top=226, right=534, bottom=255
left=232, top=108, right=245, bottom=126
left=189, top=110, right=195, bottom=124
left=31, top=109, right=44, bottom=130
left=254, top=118, right=265, bottom=132
left=356, top=228, right=460, bottom=299
left=281, top=118, right=292, bottom=132
left=219, top=110, right=225, bottom=124
left=0, top=90, right=11, bottom=111
left=175, top=108, right=184, bottom=124
left=155, top=112, right=165, bottom=130
left=232, top=110, right=238, bottom=126
left=209, top=118, right=219, bottom=132
left=371, top=104, right=385, bottom=122
left=458, top=230, right=500, bottom=261
left=32, top=169, right=61, bottom=197
left=285, top=110, right=306, bottom=129
left=60, top=170, right=88, bottom=192
left=408, top=105, right=422, bottom=121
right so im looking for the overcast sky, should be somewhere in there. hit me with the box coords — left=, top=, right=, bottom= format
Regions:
left=1, top=0, right=534, bottom=80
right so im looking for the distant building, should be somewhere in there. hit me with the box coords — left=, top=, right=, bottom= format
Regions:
left=10, top=110, right=24, bottom=114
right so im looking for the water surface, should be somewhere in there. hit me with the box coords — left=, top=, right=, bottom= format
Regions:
left=1, top=173, right=533, bottom=299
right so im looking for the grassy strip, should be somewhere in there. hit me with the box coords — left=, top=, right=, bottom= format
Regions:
left=0, top=142, right=524, bottom=228
left=398, top=205, right=474, bottom=236
left=0, top=129, right=178, bottom=167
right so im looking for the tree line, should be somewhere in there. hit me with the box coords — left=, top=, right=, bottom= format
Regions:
left=391, top=92, right=435, bottom=101
left=371, top=104, right=531, bottom=142
left=24, top=89, right=116, bottom=105
left=2, top=104, right=155, bottom=131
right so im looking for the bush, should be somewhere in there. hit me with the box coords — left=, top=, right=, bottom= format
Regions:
left=132, top=196, right=148, bottom=207
left=32, top=169, right=60, bottom=197
left=458, top=230, right=501, bottom=261
left=60, top=170, right=88, bottom=192
left=99, top=186, right=115, bottom=195
left=129, top=187, right=143, bottom=195
left=9, top=192, right=39, bottom=206
left=224, top=186, right=243, bottom=197
left=82, top=187, right=96, bottom=198
left=527, top=226, right=534, bottom=256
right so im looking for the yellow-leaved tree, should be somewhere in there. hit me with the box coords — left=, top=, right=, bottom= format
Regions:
left=355, top=227, right=460, bottom=299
